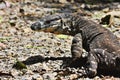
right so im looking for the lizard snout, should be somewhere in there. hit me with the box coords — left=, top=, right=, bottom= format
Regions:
left=31, top=21, right=43, bottom=31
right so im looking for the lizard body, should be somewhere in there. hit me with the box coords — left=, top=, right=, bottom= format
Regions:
left=31, top=13, right=120, bottom=77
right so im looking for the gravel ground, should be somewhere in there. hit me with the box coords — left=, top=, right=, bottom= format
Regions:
left=0, top=0, right=120, bottom=80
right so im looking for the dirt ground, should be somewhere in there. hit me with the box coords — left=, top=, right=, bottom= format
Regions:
left=0, top=0, right=120, bottom=80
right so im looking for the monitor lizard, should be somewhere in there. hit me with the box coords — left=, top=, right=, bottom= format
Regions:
left=30, top=13, right=120, bottom=77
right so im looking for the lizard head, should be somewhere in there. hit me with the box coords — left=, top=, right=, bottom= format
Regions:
left=31, top=13, right=73, bottom=35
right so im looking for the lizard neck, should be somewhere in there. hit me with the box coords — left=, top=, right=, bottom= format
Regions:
left=60, top=14, right=85, bottom=36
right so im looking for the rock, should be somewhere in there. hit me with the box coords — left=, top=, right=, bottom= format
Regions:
left=43, top=72, right=57, bottom=80
left=35, top=76, right=43, bottom=80
left=69, top=74, right=78, bottom=80
left=59, top=0, right=68, bottom=3
left=0, top=1, right=10, bottom=9
left=0, top=42, right=6, bottom=50
left=100, top=14, right=114, bottom=26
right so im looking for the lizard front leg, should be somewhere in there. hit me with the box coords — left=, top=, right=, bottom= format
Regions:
left=66, top=33, right=85, bottom=67
left=71, top=33, right=83, bottom=60
left=62, top=33, right=84, bottom=68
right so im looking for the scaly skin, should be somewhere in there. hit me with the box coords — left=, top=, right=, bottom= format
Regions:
left=31, top=13, right=120, bottom=77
